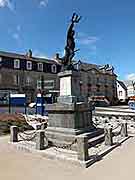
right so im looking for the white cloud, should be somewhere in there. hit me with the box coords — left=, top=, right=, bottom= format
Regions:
left=0, top=0, right=14, bottom=11
left=77, top=32, right=99, bottom=53
left=126, top=73, right=135, bottom=81
left=33, top=50, right=48, bottom=59
left=11, top=25, right=22, bottom=42
left=39, top=0, right=48, bottom=7
left=12, top=33, right=20, bottom=40
left=79, top=35, right=99, bottom=45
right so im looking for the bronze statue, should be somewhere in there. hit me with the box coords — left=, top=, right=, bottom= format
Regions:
left=61, top=13, right=81, bottom=71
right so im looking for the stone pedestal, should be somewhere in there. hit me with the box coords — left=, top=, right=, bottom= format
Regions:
left=45, top=70, right=95, bottom=150
left=57, top=70, right=84, bottom=103
left=46, top=102, right=93, bottom=135
left=45, top=101, right=94, bottom=150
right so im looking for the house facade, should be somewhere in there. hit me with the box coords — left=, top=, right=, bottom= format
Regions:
left=0, top=50, right=61, bottom=103
left=124, top=80, right=135, bottom=98
left=117, top=80, right=128, bottom=103
left=78, top=62, right=118, bottom=105
left=0, top=50, right=118, bottom=106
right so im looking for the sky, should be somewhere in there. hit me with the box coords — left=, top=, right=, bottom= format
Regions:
left=0, top=0, right=135, bottom=80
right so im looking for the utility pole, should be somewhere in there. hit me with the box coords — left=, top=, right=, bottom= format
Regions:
left=41, top=75, right=44, bottom=116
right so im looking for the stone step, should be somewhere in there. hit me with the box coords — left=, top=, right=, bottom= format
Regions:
left=88, top=134, right=105, bottom=148
left=83, top=128, right=104, bottom=139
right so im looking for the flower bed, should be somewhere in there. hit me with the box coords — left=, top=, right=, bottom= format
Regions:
left=0, top=114, right=32, bottom=135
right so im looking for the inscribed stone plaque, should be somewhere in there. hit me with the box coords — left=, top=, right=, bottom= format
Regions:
left=60, top=76, right=71, bottom=96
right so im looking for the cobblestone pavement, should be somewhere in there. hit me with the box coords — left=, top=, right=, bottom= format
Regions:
left=1, top=135, right=135, bottom=180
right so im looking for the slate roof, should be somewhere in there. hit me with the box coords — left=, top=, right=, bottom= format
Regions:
left=0, top=50, right=57, bottom=64
left=79, top=61, right=116, bottom=76
left=117, top=80, right=127, bottom=90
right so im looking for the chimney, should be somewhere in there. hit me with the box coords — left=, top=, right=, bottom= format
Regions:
left=55, top=53, right=59, bottom=59
left=26, top=49, right=32, bottom=58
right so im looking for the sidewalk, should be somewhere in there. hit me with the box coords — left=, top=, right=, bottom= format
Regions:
left=0, top=135, right=135, bottom=180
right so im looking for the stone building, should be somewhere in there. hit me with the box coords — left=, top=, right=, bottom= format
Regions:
left=0, top=50, right=118, bottom=106
left=0, top=50, right=61, bottom=103
left=124, top=80, right=135, bottom=98
left=77, top=62, right=118, bottom=105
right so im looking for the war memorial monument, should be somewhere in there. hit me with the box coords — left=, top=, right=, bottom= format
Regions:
left=45, top=13, right=97, bottom=147
left=10, top=13, right=130, bottom=168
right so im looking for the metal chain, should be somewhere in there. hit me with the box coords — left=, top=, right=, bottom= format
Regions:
left=113, top=124, right=122, bottom=136
left=112, top=123, right=121, bottom=131
left=51, top=139, right=77, bottom=149
left=20, top=130, right=37, bottom=135
left=18, top=131, right=37, bottom=142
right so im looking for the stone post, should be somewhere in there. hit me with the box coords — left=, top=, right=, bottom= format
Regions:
left=104, top=127, right=113, bottom=146
left=121, top=122, right=128, bottom=137
left=10, top=126, right=18, bottom=142
left=77, top=135, right=89, bottom=161
left=36, top=130, right=45, bottom=150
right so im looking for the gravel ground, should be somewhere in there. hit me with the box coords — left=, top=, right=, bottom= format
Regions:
left=0, top=135, right=135, bottom=180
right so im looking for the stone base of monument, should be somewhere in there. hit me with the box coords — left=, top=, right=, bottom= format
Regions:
left=45, top=102, right=100, bottom=151
left=44, top=70, right=100, bottom=150
left=9, top=134, right=130, bottom=168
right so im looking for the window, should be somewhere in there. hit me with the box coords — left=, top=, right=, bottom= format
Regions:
left=26, top=76, right=32, bottom=86
left=37, top=63, right=43, bottom=71
left=97, top=77, right=99, bottom=83
left=51, top=64, right=57, bottom=73
left=37, top=80, right=41, bottom=89
left=27, top=61, right=32, bottom=70
left=44, top=80, right=54, bottom=89
left=0, top=57, right=2, bottom=64
left=14, top=75, right=19, bottom=85
left=96, top=85, right=100, bottom=92
left=119, top=91, right=122, bottom=96
left=0, top=73, right=2, bottom=83
left=91, top=69, right=95, bottom=74
left=14, top=59, right=20, bottom=69
left=0, top=57, right=2, bottom=67
left=37, top=80, right=54, bottom=89
left=88, top=83, right=91, bottom=91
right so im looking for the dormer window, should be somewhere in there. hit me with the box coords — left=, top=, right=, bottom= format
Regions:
left=38, top=63, right=43, bottom=71
left=0, top=73, right=2, bottom=83
left=0, top=57, right=2, bottom=67
left=27, top=61, right=32, bottom=70
left=51, top=64, right=57, bottom=73
left=14, top=59, right=20, bottom=69
left=26, top=76, right=32, bottom=85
